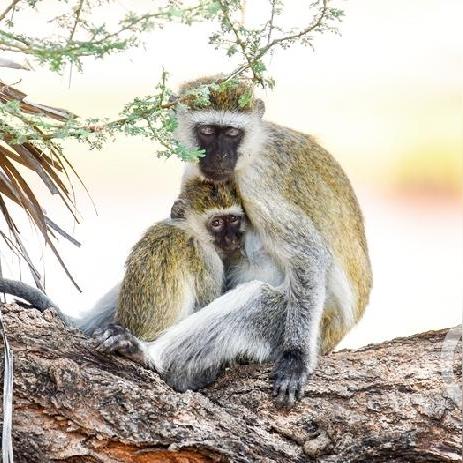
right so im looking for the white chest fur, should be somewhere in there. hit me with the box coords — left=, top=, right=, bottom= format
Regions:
left=228, top=226, right=284, bottom=289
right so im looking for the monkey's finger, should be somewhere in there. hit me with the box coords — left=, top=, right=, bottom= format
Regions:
left=91, top=335, right=108, bottom=350
left=92, top=328, right=113, bottom=344
left=295, top=384, right=305, bottom=401
left=95, top=335, right=125, bottom=352
left=92, top=327, right=104, bottom=337
left=276, top=379, right=290, bottom=402
left=111, top=339, right=134, bottom=354
left=287, top=381, right=298, bottom=406
left=296, top=372, right=308, bottom=399
left=272, top=377, right=282, bottom=396
left=286, top=392, right=296, bottom=407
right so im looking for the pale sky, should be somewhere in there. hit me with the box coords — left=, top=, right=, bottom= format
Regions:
left=1, top=0, right=461, bottom=349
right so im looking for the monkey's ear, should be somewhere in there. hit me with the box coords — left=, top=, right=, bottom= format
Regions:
left=254, top=98, right=265, bottom=118
left=170, top=198, right=187, bottom=219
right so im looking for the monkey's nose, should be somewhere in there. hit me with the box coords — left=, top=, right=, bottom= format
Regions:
left=224, top=236, right=238, bottom=248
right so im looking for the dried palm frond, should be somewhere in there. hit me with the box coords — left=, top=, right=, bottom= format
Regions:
left=0, top=80, right=82, bottom=291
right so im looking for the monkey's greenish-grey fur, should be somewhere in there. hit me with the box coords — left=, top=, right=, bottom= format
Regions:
left=263, top=122, right=372, bottom=353
left=115, top=178, right=243, bottom=341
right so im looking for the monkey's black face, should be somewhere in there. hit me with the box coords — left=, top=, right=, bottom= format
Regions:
left=195, top=125, right=244, bottom=182
left=207, top=214, right=244, bottom=255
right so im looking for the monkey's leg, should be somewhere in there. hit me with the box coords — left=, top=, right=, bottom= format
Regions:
left=93, top=322, right=225, bottom=390
left=133, top=280, right=287, bottom=393
left=78, top=284, right=120, bottom=335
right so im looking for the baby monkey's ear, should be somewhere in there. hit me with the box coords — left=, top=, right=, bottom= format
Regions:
left=170, top=199, right=187, bottom=219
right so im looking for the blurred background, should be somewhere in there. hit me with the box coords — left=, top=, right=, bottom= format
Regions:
left=1, top=0, right=461, bottom=349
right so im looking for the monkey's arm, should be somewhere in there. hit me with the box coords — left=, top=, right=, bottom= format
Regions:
left=153, top=246, right=327, bottom=403
left=0, top=277, right=57, bottom=311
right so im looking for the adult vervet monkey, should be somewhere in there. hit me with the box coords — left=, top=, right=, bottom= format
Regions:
left=95, top=75, right=373, bottom=405
left=115, top=178, right=245, bottom=341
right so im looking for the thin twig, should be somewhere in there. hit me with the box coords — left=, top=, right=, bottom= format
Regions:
left=93, top=4, right=205, bottom=45
left=0, top=0, right=21, bottom=23
left=227, top=0, right=329, bottom=84
left=217, top=0, right=263, bottom=85
left=68, top=0, right=85, bottom=44
left=266, top=0, right=277, bottom=46
left=263, top=0, right=328, bottom=53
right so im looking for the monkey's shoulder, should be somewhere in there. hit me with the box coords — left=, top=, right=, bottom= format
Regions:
left=263, top=121, right=356, bottom=193
left=264, top=121, right=313, bottom=153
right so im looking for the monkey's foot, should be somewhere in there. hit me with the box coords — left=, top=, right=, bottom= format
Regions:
left=271, top=349, right=309, bottom=407
left=93, top=323, right=143, bottom=361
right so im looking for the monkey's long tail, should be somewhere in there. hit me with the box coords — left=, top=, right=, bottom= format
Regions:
left=0, top=278, right=57, bottom=311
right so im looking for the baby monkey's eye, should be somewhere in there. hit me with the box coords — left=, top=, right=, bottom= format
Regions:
left=198, top=125, right=215, bottom=136
left=229, top=215, right=240, bottom=223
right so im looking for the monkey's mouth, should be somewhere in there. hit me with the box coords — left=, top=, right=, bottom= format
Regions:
left=218, top=242, right=242, bottom=255
left=200, top=168, right=234, bottom=182
left=223, top=244, right=240, bottom=252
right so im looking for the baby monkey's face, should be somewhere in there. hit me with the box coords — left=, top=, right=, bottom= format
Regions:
left=207, top=214, right=244, bottom=255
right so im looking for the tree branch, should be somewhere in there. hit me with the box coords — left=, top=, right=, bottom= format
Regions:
left=1, top=303, right=460, bottom=462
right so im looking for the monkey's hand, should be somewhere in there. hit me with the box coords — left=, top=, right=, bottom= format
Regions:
left=271, top=349, right=309, bottom=406
left=93, top=323, right=145, bottom=364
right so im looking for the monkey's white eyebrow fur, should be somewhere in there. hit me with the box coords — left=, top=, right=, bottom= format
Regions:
left=202, top=206, right=243, bottom=219
left=187, top=110, right=259, bottom=128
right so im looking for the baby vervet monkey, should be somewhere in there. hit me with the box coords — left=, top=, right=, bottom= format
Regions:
left=0, top=178, right=245, bottom=343
left=114, top=178, right=246, bottom=342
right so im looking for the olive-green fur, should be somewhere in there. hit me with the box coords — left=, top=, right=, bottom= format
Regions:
left=178, top=74, right=256, bottom=112
left=116, top=222, right=219, bottom=341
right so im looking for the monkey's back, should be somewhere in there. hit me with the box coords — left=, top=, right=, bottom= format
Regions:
left=269, top=122, right=372, bottom=319
left=116, top=220, right=223, bottom=341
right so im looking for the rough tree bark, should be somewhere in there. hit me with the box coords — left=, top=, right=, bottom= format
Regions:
left=0, top=303, right=461, bottom=463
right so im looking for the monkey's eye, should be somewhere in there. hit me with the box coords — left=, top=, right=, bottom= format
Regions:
left=224, top=127, right=241, bottom=137
left=198, top=125, right=215, bottom=136
left=210, top=218, right=224, bottom=229
left=229, top=215, right=240, bottom=223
